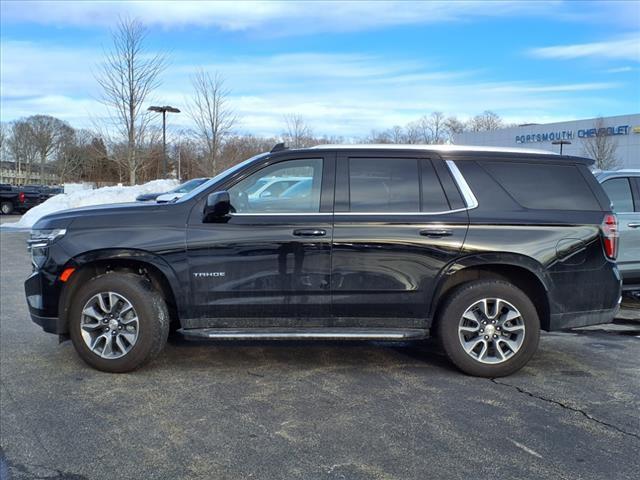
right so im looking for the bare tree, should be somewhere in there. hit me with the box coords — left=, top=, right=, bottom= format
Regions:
left=467, top=110, right=503, bottom=132
left=282, top=114, right=314, bottom=148
left=445, top=116, right=465, bottom=142
left=0, top=123, right=7, bottom=156
left=55, top=126, right=85, bottom=182
left=187, top=70, right=237, bottom=175
left=95, top=17, right=167, bottom=184
left=219, top=134, right=276, bottom=172
left=365, top=129, right=392, bottom=144
left=389, top=125, right=405, bottom=144
left=27, top=115, right=69, bottom=180
left=8, top=120, right=39, bottom=183
left=404, top=112, right=447, bottom=144
left=429, top=111, right=447, bottom=144
left=582, top=117, right=619, bottom=170
left=404, top=121, right=422, bottom=144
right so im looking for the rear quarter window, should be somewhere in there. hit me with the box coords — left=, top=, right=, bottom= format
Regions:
left=481, top=161, right=601, bottom=211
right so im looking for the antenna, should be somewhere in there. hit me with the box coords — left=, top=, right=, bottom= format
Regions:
left=270, top=142, right=287, bottom=153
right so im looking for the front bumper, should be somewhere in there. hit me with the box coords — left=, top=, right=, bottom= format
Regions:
left=30, top=312, right=62, bottom=334
left=25, top=269, right=64, bottom=335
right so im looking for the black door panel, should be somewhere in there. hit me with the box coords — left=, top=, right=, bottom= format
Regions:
left=187, top=214, right=332, bottom=320
left=331, top=213, right=468, bottom=318
left=331, top=153, right=469, bottom=320
left=186, top=154, right=335, bottom=324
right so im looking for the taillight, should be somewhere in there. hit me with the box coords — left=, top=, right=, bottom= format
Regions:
left=601, top=213, right=618, bottom=260
left=19, top=191, right=25, bottom=203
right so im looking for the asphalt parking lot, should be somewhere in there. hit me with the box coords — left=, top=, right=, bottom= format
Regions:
left=1, top=220, right=639, bottom=480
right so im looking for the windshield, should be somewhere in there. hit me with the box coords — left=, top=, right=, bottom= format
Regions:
left=177, top=152, right=270, bottom=203
left=170, top=178, right=208, bottom=194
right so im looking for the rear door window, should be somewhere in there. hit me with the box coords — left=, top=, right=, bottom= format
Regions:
left=601, top=177, right=635, bottom=213
left=349, top=158, right=420, bottom=212
left=481, top=161, right=601, bottom=211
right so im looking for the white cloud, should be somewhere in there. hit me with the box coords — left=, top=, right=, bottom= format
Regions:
left=0, top=39, right=624, bottom=138
left=529, top=35, right=640, bottom=62
left=605, top=66, right=636, bottom=73
left=0, top=41, right=98, bottom=100
left=0, top=0, right=582, bottom=33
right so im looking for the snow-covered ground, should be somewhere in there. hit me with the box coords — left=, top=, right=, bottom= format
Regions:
left=3, top=179, right=179, bottom=229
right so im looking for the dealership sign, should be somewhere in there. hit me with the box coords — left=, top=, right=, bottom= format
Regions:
left=515, top=125, right=630, bottom=144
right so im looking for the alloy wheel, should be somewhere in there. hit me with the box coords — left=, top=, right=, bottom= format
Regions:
left=457, top=298, right=525, bottom=364
left=80, top=292, right=139, bottom=359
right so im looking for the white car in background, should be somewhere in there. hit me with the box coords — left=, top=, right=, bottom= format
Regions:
left=155, top=178, right=210, bottom=203
left=246, top=176, right=308, bottom=200
left=596, top=169, right=640, bottom=294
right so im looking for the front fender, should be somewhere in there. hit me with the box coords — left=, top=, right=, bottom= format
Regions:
left=59, top=248, right=187, bottom=326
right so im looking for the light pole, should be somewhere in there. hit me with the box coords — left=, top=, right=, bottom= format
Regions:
left=552, top=139, right=571, bottom=155
left=148, top=105, right=180, bottom=178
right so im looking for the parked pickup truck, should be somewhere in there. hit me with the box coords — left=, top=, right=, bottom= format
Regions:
left=0, top=184, right=43, bottom=215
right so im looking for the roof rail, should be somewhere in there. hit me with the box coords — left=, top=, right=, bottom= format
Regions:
left=270, top=142, right=287, bottom=153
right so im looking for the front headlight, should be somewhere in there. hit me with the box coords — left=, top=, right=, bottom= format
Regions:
left=27, top=229, right=66, bottom=269
left=28, top=228, right=67, bottom=247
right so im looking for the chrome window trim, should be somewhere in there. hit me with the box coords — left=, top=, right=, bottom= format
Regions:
left=446, top=160, right=479, bottom=209
left=228, top=160, right=478, bottom=216
left=230, top=209, right=469, bottom=217
left=230, top=212, right=328, bottom=216
left=334, top=209, right=468, bottom=216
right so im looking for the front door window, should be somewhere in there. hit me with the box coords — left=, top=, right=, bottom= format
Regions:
left=229, top=158, right=323, bottom=213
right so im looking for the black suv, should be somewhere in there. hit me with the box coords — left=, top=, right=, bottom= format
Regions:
left=25, top=145, right=622, bottom=376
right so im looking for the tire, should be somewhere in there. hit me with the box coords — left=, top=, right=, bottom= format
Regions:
left=69, top=272, right=169, bottom=373
left=437, top=280, right=540, bottom=377
left=0, top=202, right=13, bottom=215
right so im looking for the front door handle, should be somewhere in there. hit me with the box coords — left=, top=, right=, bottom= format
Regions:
left=293, top=228, right=327, bottom=237
left=420, top=228, right=453, bottom=237
left=628, top=223, right=640, bottom=228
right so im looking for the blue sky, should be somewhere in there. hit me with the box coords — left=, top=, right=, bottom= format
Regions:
left=1, top=0, right=639, bottom=137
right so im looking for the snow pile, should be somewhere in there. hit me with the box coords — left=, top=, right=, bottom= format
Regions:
left=4, top=179, right=179, bottom=229
left=63, top=183, right=94, bottom=194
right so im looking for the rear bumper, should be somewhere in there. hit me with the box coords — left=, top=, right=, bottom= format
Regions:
left=549, top=300, right=621, bottom=330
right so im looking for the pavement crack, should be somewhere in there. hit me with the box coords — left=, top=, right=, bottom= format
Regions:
left=490, top=378, right=640, bottom=441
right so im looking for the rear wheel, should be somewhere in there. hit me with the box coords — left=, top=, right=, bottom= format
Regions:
left=0, top=202, right=13, bottom=215
left=437, top=280, right=540, bottom=377
left=69, top=272, right=169, bottom=373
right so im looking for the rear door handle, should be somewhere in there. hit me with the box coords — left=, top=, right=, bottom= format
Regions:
left=628, top=223, right=640, bottom=228
left=420, top=228, right=453, bottom=237
left=293, top=228, right=327, bottom=237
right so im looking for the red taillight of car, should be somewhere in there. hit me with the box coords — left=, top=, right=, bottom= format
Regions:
left=19, top=191, right=25, bottom=203
left=601, top=213, right=618, bottom=260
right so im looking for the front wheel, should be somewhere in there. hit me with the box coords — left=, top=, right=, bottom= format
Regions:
left=69, top=272, right=169, bottom=373
left=437, top=280, right=540, bottom=377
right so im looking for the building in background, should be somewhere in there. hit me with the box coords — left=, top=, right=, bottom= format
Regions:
left=454, top=113, right=640, bottom=169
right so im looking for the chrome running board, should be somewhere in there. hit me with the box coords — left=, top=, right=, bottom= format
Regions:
left=178, top=327, right=428, bottom=341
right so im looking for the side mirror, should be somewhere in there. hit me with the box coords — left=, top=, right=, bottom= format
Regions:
left=203, top=191, right=231, bottom=222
